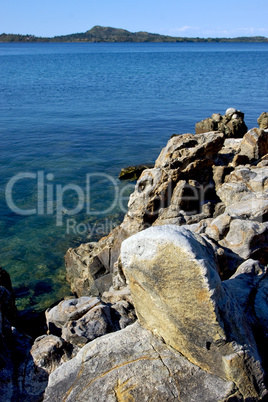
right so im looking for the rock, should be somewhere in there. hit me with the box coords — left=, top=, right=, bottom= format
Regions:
left=258, top=112, right=268, bottom=129
left=205, top=212, right=232, bottom=241
left=213, top=201, right=226, bottom=218
left=224, top=259, right=268, bottom=373
left=155, top=131, right=224, bottom=171
left=258, top=154, right=268, bottom=167
left=213, top=166, right=233, bottom=190
left=61, top=304, right=113, bottom=347
left=0, top=268, right=17, bottom=330
left=195, top=117, right=216, bottom=134
left=30, top=334, right=69, bottom=375
left=65, top=224, right=128, bottom=297
left=119, top=163, right=154, bottom=181
left=0, top=269, right=51, bottom=401
left=224, top=259, right=267, bottom=313
left=195, top=110, right=247, bottom=138
left=229, top=153, right=250, bottom=167
left=125, top=167, right=163, bottom=228
left=217, top=165, right=268, bottom=207
left=225, top=194, right=268, bottom=222
left=215, top=137, right=243, bottom=166
left=121, top=225, right=267, bottom=398
left=46, top=295, right=136, bottom=351
left=218, top=115, right=248, bottom=139
left=219, top=219, right=268, bottom=261
left=110, top=300, right=137, bottom=329
left=43, top=322, right=236, bottom=402
left=240, top=127, right=268, bottom=161
left=102, top=286, right=132, bottom=304
left=111, top=257, right=127, bottom=290
left=211, top=113, right=222, bottom=123
left=46, top=296, right=102, bottom=335
left=255, top=278, right=268, bottom=339
left=225, top=107, right=237, bottom=116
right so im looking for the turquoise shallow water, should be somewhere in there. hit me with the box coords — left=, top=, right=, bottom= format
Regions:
left=0, top=42, right=267, bottom=312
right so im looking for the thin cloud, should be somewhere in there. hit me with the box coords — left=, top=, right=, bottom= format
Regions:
left=162, top=26, right=268, bottom=38
left=169, top=26, right=199, bottom=33
left=202, top=27, right=268, bottom=37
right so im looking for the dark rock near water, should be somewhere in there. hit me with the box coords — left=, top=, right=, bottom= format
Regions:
left=195, top=108, right=248, bottom=138
left=119, top=163, right=154, bottom=181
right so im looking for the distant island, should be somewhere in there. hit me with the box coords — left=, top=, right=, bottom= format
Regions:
left=1, top=25, right=268, bottom=43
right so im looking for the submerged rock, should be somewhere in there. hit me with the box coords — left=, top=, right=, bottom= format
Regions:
left=119, top=163, right=154, bottom=181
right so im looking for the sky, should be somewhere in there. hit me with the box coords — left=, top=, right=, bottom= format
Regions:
left=1, top=0, right=268, bottom=38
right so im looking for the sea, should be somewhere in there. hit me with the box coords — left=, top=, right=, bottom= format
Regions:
left=0, top=42, right=267, bottom=314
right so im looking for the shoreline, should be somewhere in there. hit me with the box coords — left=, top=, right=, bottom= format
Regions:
left=1, top=109, right=267, bottom=399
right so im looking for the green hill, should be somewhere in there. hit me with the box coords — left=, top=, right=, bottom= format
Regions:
left=0, top=26, right=267, bottom=43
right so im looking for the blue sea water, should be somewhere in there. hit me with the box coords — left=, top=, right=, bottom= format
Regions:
left=0, top=42, right=267, bottom=312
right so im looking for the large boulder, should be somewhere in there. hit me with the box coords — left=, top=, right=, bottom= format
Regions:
left=43, top=322, right=236, bottom=402
left=121, top=225, right=267, bottom=398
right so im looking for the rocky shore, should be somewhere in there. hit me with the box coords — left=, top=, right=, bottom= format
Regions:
left=1, top=109, right=268, bottom=401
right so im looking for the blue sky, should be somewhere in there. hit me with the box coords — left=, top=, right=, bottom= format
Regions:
left=1, top=0, right=268, bottom=38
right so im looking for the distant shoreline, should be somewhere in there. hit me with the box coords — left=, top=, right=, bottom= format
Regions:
left=1, top=25, right=268, bottom=43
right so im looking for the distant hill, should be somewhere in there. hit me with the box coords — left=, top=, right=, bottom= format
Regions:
left=0, top=26, right=268, bottom=43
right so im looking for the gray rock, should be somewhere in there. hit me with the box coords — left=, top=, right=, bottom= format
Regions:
left=46, top=295, right=136, bottom=351
left=155, top=131, right=224, bottom=171
left=255, top=278, right=268, bottom=339
left=46, top=296, right=102, bottom=334
left=217, top=165, right=268, bottom=207
left=121, top=225, right=267, bottom=398
left=61, top=304, right=113, bottom=347
left=219, top=219, right=268, bottom=260
left=30, top=334, right=68, bottom=374
left=224, top=259, right=267, bottom=313
left=43, top=322, right=236, bottom=402
left=65, top=223, right=127, bottom=297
